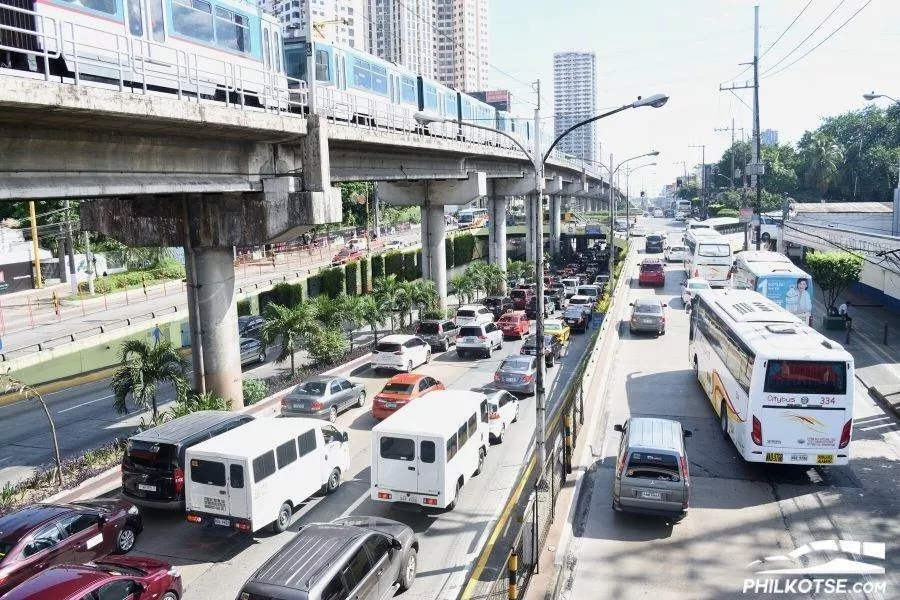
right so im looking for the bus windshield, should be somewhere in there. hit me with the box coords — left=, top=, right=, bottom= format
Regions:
left=763, top=360, right=847, bottom=395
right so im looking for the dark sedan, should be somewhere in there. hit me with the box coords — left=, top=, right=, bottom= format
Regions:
left=0, top=500, right=143, bottom=595
left=481, top=296, right=514, bottom=320
left=280, top=375, right=366, bottom=422
left=563, top=305, right=591, bottom=332
left=493, top=356, right=537, bottom=395
left=520, top=334, right=563, bottom=367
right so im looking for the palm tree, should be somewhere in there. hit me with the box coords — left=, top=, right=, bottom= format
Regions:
left=312, top=293, right=345, bottom=330
left=340, top=294, right=365, bottom=350
left=373, top=274, right=403, bottom=330
left=408, top=280, right=438, bottom=321
left=111, top=340, right=187, bottom=420
left=804, top=133, right=845, bottom=195
left=395, top=281, right=414, bottom=328
left=450, top=274, right=475, bottom=305
left=260, top=302, right=318, bottom=377
left=357, top=295, right=389, bottom=345
left=481, top=264, right=506, bottom=296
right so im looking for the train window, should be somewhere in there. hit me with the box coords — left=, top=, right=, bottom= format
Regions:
left=274, top=33, right=282, bottom=73
left=149, top=0, right=165, bottom=41
left=58, top=0, right=117, bottom=16
left=351, top=59, right=371, bottom=90
left=214, top=7, right=250, bottom=53
left=263, top=33, right=271, bottom=69
left=400, top=76, right=416, bottom=105
left=126, top=0, right=143, bottom=35
left=315, top=49, right=330, bottom=81
left=423, top=85, right=438, bottom=110
left=172, top=0, right=213, bottom=43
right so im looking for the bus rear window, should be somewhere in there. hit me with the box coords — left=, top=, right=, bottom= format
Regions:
left=764, top=361, right=847, bottom=395
left=380, top=437, right=414, bottom=461
left=698, top=244, right=731, bottom=257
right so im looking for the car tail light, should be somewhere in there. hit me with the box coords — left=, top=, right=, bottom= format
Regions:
left=378, top=491, right=392, bottom=500
left=679, top=456, right=690, bottom=483
left=423, top=497, right=438, bottom=506
left=310, top=400, right=323, bottom=411
left=693, top=268, right=700, bottom=277
left=751, top=416, right=762, bottom=446
left=489, top=411, right=501, bottom=420
left=394, top=350, right=403, bottom=355
left=186, top=513, right=201, bottom=523
left=839, top=419, right=853, bottom=449
left=174, top=466, right=185, bottom=493
left=235, top=521, right=252, bottom=532
left=280, top=398, right=287, bottom=409
left=522, top=374, right=534, bottom=382
left=478, top=335, right=487, bottom=340
left=493, top=374, right=501, bottom=381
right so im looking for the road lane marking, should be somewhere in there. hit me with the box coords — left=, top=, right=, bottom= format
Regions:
left=57, top=394, right=113, bottom=414
left=338, top=488, right=370, bottom=518
left=0, top=457, right=10, bottom=463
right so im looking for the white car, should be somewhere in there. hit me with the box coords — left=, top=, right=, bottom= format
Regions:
left=681, top=278, right=711, bottom=306
left=568, top=295, right=594, bottom=310
left=457, top=322, right=503, bottom=359
left=455, top=304, right=494, bottom=326
left=383, top=239, right=406, bottom=251
left=485, top=390, right=519, bottom=443
left=630, top=226, right=646, bottom=237
left=653, top=209, right=664, bottom=218
left=664, top=245, right=687, bottom=262
left=371, top=334, right=431, bottom=372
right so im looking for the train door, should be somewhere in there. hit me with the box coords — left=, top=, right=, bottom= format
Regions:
left=123, top=0, right=169, bottom=79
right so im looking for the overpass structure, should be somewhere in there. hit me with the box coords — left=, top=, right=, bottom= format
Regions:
left=0, top=61, right=614, bottom=405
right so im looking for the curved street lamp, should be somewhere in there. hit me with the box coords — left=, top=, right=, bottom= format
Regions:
left=862, top=91, right=900, bottom=104
left=863, top=92, right=900, bottom=231
left=416, top=94, right=669, bottom=479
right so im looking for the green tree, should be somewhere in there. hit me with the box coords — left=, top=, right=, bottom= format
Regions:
left=716, top=140, right=752, bottom=188
left=760, top=143, right=800, bottom=196
left=407, top=280, right=438, bottom=323
left=675, top=182, right=699, bottom=201
left=357, top=295, right=389, bottom=345
left=799, top=132, right=845, bottom=196
left=450, top=274, right=476, bottom=304
left=260, top=302, right=317, bottom=377
left=306, top=327, right=349, bottom=365
left=481, top=264, right=506, bottom=296
left=311, top=293, right=344, bottom=330
left=804, top=251, right=864, bottom=312
left=372, top=274, right=403, bottom=330
left=111, top=340, right=187, bottom=419
left=339, top=295, right=365, bottom=350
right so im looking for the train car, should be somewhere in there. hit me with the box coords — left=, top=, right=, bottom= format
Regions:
left=0, top=0, right=286, bottom=106
left=459, top=91, right=496, bottom=144
left=416, top=75, right=459, bottom=138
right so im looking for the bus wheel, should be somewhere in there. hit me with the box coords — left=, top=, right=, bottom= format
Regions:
left=720, top=402, right=728, bottom=436
left=447, top=481, right=462, bottom=510
left=692, top=356, right=698, bottom=375
left=474, top=447, right=485, bottom=475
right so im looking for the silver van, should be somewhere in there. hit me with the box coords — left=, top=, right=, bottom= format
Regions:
left=612, top=417, right=692, bottom=521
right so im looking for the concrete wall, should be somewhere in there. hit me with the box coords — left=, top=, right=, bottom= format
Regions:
left=796, top=213, right=892, bottom=235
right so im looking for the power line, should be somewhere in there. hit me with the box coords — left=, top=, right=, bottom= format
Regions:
left=762, top=0, right=872, bottom=79
left=759, top=0, right=846, bottom=77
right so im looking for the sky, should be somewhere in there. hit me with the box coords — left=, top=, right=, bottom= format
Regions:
left=488, top=0, right=900, bottom=196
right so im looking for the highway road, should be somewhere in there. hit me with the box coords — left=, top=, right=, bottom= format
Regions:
left=558, top=218, right=900, bottom=600
left=92, top=308, right=596, bottom=600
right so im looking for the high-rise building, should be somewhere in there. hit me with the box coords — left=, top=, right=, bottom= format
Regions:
left=364, top=0, right=434, bottom=76
left=266, top=0, right=364, bottom=48
left=553, top=51, right=598, bottom=164
left=761, top=128, right=779, bottom=146
left=433, top=0, right=489, bottom=91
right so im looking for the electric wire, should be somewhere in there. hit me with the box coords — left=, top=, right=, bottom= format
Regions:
left=759, top=0, right=846, bottom=77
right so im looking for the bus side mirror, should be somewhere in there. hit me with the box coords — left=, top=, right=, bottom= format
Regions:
left=613, top=424, right=624, bottom=433
left=683, top=430, right=693, bottom=438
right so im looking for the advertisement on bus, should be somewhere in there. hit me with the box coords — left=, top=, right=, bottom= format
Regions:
left=754, top=275, right=813, bottom=324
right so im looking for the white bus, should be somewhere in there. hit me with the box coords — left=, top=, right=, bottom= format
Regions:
left=185, top=418, right=350, bottom=533
left=683, top=229, right=733, bottom=287
left=674, top=199, right=692, bottom=221
left=688, top=289, right=854, bottom=466
left=732, top=251, right=814, bottom=325
left=457, top=207, right=489, bottom=229
left=371, top=390, right=489, bottom=510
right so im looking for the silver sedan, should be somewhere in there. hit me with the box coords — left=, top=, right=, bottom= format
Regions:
left=281, top=375, right=367, bottom=422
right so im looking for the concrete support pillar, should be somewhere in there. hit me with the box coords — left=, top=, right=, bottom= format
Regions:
left=490, top=196, right=508, bottom=274
left=525, top=196, right=534, bottom=264
left=183, top=246, right=204, bottom=394
left=420, top=206, right=432, bottom=282
left=194, top=246, right=243, bottom=408
left=423, top=205, right=448, bottom=310
left=550, top=195, right=562, bottom=261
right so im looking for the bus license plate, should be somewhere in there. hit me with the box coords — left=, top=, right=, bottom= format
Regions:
left=765, top=452, right=783, bottom=463
left=817, top=454, right=834, bottom=464
left=789, top=454, right=808, bottom=463
left=214, top=518, right=230, bottom=527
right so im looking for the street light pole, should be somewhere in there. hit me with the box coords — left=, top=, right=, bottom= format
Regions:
left=862, top=91, right=900, bottom=236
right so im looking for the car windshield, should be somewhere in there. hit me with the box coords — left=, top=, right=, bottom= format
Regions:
left=459, top=326, right=483, bottom=336
left=457, top=309, right=476, bottom=318
left=689, top=282, right=709, bottom=290
left=483, top=298, right=503, bottom=307
left=501, top=359, right=533, bottom=372
left=90, top=562, right=146, bottom=577
left=295, top=381, right=327, bottom=396
left=698, top=244, right=731, bottom=257
left=571, top=297, right=590, bottom=305
left=671, top=246, right=686, bottom=252
left=498, top=315, right=518, bottom=323
left=641, top=264, right=663, bottom=272
left=381, top=383, right=414, bottom=395
left=545, top=322, right=561, bottom=331
left=376, top=342, right=402, bottom=353
left=418, top=322, right=440, bottom=334
left=510, top=290, right=526, bottom=298
left=125, top=440, right=177, bottom=469
left=647, top=236, right=662, bottom=243
left=524, top=335, right=555, bottom=346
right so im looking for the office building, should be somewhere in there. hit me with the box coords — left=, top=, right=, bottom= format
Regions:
left=433, top=0, right=489, bottom=91
left=364, top=0, right=435, bottom=76
left=266, top=0, right=364, bottom=48
left=761, top=129, right=778, bottom=146
left=553, top=51, right=598, bottom=163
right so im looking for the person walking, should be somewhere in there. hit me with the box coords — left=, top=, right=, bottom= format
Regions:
left=152, top=324, right=162, bottom=347
left=838, top=300, right=852, bottom=327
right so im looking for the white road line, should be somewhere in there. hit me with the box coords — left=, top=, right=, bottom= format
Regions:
left=339, top=488, right=370, bottom=518
left=0, top=457, right=11, bottom=463
left=57, top=394, right=113, bottom=414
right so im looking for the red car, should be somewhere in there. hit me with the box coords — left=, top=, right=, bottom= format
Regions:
left=331, top=248, right=364, bottom=266
left=509, top=288, right=532, bottom=310
left=497, top=310, right=530, bottom=339
left=2, top=555, right=181, bottom=600
left=0, top=500, right=143, bottom=595
left=372, top=373, right=445, bottom=420
left=638, top=258, right=666, bottom=287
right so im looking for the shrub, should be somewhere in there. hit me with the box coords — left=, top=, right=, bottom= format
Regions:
left=152, top=257, right=186, bottom=279
left=384, top=251, right=404, bottom=277
left=243, top=379, right=267, bottom=406
left=454, top=233, right=475, bottom=266
left=360, top=257, right=370, bottom=293
left=372, top=253, right=385, bottom=279
left=403, top=250, right=419, bottom=281
left=260, top=281, right=303, bottom=309
left=237, top=299, right=251, bottom=316
left=318, top=266, right=345, bottom=298
left=344, top=261, right=359, bottom=295
left=445, top=236, right=455, bottom=268
left=715, top=208, right=740, bottom=218
left=306, top=327, right=349, bottom=364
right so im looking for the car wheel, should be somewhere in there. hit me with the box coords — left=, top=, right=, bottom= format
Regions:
left=761, top=232, right=771, bottom=242
left=458, top=349, right=466, bottom=359
left=447, top=481, right=462, bottom=510
left=512, top=406, right=519, bottom=423
left=486, top=345, right=492, bottom=359
left=425, top=350, right=431, bottom=364
left=272, top=502, right=292, bottom=533
left=161, top=593, right=179, bottom=600
left=257, top=350, right=266, bottom=364
left=474, top=447, right=486, bottom=475
left=498, top=338, right=503, bottom=350
left=546, top=355, right=554, bottom=368
left=406, top=361, right=413, bottom=373
left=356, top=390, right=366, bottom=408
left=399, top=548, right=418, bottom=591
left=442, top=340, right=450, bottom=352
left=497, top=425, right=505, bottom=443
left=114, top=525, right=137, bottom=553
left=328, top=406, right=338, bottom=423
left=326, top=468, right=341, bottom=494
left=720, top=402, right=729, bottom=437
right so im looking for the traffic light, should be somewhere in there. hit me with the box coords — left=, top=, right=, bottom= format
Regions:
left=640, top=191, right=645, bottom=197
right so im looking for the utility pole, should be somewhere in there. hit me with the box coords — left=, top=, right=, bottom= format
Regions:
left=714, top=118, right=737, bottom=189
left=607, top=153, right=615, bottom=278
left=28, top=201, right=42, bottom=288
left=57, top=222, right=66, bottom=284
left=689, top=144, right=706, bottom=218
left=532, top=79, right=548, bottom=483
left=305, top=0, right=317, bottom=113
left=720, top=5, right=763, bottom=250
left=83, top=231, right=95, bottom=295
left=64, top=199, right=77, bottom=295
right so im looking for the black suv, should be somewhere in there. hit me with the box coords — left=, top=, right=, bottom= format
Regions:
left=525, top=295, right=551, bottom=320
left=238, top=517, right=419, bottom=600
left=645, top=234, right=665, bottom=253
left=521, top=334, right=563, bottom=367
left=481, top=296, right=514, bottom=320
left=415, top=318, right=459, bottom=352
left=121, top=410, right=253, bottom=509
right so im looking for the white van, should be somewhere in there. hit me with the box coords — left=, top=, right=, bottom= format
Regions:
left=371, top=390, right=489, bottom=510
left=185, top=418, right=350, bottom=533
